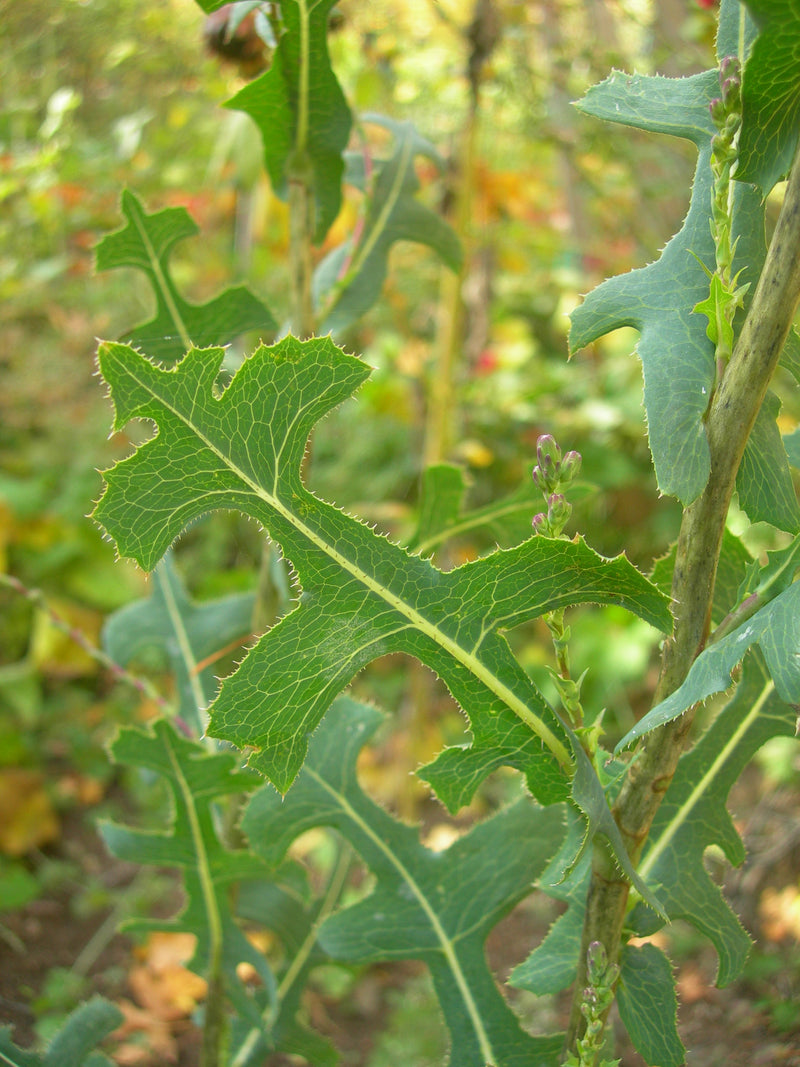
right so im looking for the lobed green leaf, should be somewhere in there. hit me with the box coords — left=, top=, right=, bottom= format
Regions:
left=570, top=2, right=800, bottom=520
left=95, top=190, right=276, bottom=364
left=93, top=337, right=670, bottom=827
left=100, top=720, right=273, bottom=1025
left=570, top=69, right=719, bottom=503
left=315, top=115, right=462, bottom=335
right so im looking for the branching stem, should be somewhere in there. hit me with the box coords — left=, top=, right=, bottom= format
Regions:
left=568, top=137, right=800, bottom=1049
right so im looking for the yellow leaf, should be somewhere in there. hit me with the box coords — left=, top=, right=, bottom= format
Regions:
left=0, top=769, right=60, bottom=856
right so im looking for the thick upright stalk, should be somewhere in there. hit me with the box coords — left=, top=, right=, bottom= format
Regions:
left=568, top=140, right=800, bottom=1050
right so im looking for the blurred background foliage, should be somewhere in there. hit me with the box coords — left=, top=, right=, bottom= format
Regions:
left=2, top=0, right=798, bottom=1060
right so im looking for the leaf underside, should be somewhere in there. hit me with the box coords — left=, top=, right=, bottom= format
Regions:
left=243, top=695, right=567, bottom=1067
left=100, top=720, right=272, bottom=1026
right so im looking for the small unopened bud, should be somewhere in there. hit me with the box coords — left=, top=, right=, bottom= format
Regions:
left=547, top=492, right=572, bottom=529
left=721, top=76, right=741, bottom=107
left=536, top=434, right=561, bottom=480
left=560, top=450, right=582, bottom=484
left=718, top=55, right=741, bottom=87
left=709, top=96, right=726, bottom=126
left=586, top=941, right=608, bottom=984
left=532, top=511, right=548, bottom=535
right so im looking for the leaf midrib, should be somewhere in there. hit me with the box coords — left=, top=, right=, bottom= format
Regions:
left=308, top=766, right=496, bottom=1065
left=638, top=677, right=774, bottom=880
left=118, top=356, right=572, bottom=768
left=129, top=197, right=192, bottom=352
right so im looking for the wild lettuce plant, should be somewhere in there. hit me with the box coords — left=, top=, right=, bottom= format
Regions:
left=15, top=1, right=797, bottom=1064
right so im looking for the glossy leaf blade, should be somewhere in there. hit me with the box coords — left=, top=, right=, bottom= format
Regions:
left=243, top=696, right=565, bottom=1067
left=95, top=190, right=276, bottom=363
left=93, top=337, right=671, bottom=824
left=227, top=0, right=351, bottom=242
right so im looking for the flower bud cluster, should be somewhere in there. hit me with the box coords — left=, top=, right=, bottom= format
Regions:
left=570, top=942, right=621, bottom=1064
left=709, top=56, right=742, bottom=172
left=700, top=54, right=748, bottom=369
left=531, top=434, right=581, bottom=537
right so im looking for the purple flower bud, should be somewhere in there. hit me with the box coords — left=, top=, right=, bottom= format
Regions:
left=536, top=434, right=561, bottom=477
left=532, top=511, right=548, bottom=535
left=719, top=55, right=741, bottom=85
left=560, top=450, right=582, bottom=484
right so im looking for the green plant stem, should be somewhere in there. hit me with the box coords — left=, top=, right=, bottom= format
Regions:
left=567, top=137, right=800, bottom=1051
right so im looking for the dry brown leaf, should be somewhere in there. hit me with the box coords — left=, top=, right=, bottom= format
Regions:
left=129, top=932, right=207, bottom=1021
